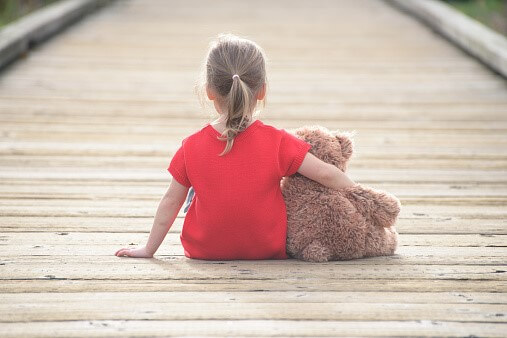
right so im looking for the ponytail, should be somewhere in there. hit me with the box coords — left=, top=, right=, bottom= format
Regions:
left=217, top=75, right=253, bottom=156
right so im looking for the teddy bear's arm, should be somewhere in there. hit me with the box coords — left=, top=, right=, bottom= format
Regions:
left=297, top=152, right=356, bottom=190
left=343, top=184, right=401, bottom=228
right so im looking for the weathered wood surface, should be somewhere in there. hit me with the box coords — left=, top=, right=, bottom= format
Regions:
left=0, top=0, right=506, bottom=337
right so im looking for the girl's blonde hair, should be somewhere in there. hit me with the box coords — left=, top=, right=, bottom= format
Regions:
left=195, top=33, right=267, bottom=156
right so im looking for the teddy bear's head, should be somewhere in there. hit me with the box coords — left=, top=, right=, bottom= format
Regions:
left=292, top=125, right=355, bottom=172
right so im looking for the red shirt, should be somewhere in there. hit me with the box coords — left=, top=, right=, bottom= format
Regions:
left=168, top=119, right=312, bottom=260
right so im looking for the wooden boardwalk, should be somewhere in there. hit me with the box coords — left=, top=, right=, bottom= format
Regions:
left=1, top=0, right=506, bottom=336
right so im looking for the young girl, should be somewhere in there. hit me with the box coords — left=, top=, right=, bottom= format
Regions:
left=115, top=33, right=356, bottom=260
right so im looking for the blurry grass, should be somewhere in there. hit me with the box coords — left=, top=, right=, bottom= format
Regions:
left=442, top=0, right=507, bottom=36
left=0, top=0, right=61, bottom=28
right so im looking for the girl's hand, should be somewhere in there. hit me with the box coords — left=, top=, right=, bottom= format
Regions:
left=115, top=246, right=153, bottom=258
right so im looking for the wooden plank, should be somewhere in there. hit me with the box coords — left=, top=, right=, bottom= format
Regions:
left=1, top=247, right=506, bottom=266
left=0, top=320, right=505, bottom=338
left=1, top=279, right=505, bottom=294
left=0, top=301, right=505, bottom=323
left=2, top=258, right=505, bottom=281
left=3, top=291, right=506, bottom=304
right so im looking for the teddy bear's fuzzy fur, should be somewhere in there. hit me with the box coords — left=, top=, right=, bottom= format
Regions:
left=281, top=125, right=401, bottom=262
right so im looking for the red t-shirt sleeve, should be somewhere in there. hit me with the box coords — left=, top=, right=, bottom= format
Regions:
left=278, top=129, right=312, bottom=177
left=167, top=140, right=192, bottom=187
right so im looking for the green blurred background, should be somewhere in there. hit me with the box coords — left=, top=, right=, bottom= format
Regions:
left=0, top=0, right=506, bottom=36
left=443, top=0, right=507, bottom=35
left=0, top=0, right=60, bottom=27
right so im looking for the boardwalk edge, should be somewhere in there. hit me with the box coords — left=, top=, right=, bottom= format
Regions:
left=0, top=0, right=114, bottom=71
left=385, top=0, right=507, bottom=79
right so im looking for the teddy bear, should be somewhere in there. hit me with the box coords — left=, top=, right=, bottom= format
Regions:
left=281, top=125, right=401, bottom=262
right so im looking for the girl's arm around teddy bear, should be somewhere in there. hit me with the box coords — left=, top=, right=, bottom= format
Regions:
left=297, top=152, right=357, bottom=190
left=115, top=178, right=189, bottom=258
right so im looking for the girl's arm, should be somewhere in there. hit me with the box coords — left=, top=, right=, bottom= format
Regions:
left=297, top=152, right=356, bottom=190
left=115, top=178, right=190, bottom=258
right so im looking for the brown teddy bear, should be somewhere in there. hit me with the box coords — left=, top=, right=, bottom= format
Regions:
left=281, top=125, right=401, bottom=262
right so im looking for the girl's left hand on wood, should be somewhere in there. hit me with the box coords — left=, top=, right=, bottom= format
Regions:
left=115, top=246, right=153, bottom=258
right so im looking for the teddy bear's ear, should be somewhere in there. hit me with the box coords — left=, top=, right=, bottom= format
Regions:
left=334, top=130, right=356, bottom=160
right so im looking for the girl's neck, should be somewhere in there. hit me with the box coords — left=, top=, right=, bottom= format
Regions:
left=210, top=115, right=256, bottom=134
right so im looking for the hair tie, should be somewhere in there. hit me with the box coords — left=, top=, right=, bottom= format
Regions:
left=232, top=74, right=240, bottom=80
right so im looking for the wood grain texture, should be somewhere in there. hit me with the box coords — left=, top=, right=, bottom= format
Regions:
left=0, top=0, right=506, bottom=336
